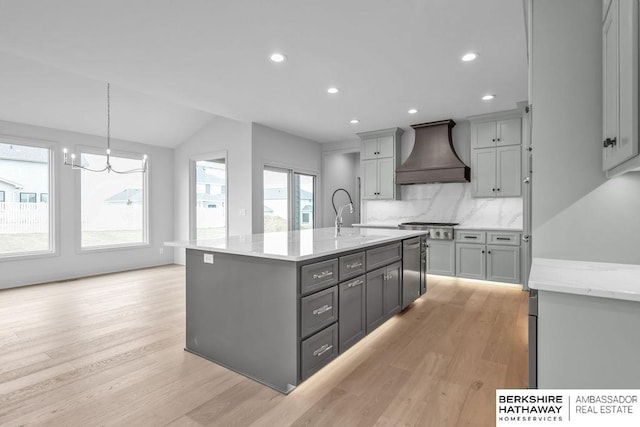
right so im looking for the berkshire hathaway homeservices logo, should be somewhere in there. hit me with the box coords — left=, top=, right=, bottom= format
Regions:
left=496, top=389, right=640, bottom=426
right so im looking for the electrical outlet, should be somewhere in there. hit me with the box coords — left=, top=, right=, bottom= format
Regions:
left=203, top=253, right=214, bottom=264
left=159, top=247, right=164, bottom=255
left=239, top=208, right=247, bottom=216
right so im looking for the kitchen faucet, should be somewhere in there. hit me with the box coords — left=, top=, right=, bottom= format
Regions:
left=332, top=188, right=354, bottom=237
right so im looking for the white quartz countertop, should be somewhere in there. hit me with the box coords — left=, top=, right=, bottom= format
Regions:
left=529, top=257, right=640, bottom=302
left=455, top=225, right=523, bottom=231
left=165, top=227, right=427, bottom=261
left=351, top=223, right=399, bottom=229
left=352, top=223, right=522, bottom=231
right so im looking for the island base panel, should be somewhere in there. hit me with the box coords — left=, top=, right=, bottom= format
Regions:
left=185, top=249, right=298, bottom=394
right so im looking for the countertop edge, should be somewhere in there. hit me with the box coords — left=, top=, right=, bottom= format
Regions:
left=528, top=257, right=640, bottom=303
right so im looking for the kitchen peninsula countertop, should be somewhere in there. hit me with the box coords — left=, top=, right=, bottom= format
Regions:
left=529, top=257, right=640, bottom=302
left=166, top=227, right=426, bottom=261
left=352, top=223, right=522, bottom=231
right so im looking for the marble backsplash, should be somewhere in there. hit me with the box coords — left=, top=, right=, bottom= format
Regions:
left=363, top=183, right=523, bottom=229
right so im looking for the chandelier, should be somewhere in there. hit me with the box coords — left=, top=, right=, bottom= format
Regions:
left=63, top=83, right=147, bottom=174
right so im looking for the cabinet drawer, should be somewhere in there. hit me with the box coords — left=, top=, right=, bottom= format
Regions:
left=300, top=286, right=338, bottom=338
left=301, top=323, right=338, bottom=380
left=456, top=230, right=486, bottom=244
left=300, top=259, right=338, bottom=295
left=366, top=243, right=401, bottom=270
left=487, top=231, right=520, bottom=246
left=339, top=251, right=366, bottom=281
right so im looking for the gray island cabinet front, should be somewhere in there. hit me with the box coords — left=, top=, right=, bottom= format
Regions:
left=183, top=237, right=420, bottom=394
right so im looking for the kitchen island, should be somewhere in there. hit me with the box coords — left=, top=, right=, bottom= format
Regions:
left=166, top=227, right=427, bottom=393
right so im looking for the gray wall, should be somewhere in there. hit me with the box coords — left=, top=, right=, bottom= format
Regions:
left=321, top=151, right=360, bottom=227
left=251, top=123, right=322, bottom=234
left=173, top=116, right=253, bottom=264
left=0, top=119, right=174, bottom=289
left=531, top=0, right=640, bottom=264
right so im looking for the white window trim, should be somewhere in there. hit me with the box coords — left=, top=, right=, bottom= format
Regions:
left=0, top=134, right=58, bottom=261
left=189, top=150, right=228, bottom=240
left=75, top=145, right=150, bottom=253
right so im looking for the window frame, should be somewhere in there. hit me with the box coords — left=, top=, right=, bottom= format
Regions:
left=0, top=190, right=4, bottom=202
left=0, top=135, right=57, bottom=260
left=40, top=193, right=49, bottom=203
left=262, top=162, right=318, bottom=232
left=20, top=192, right=37, bottom=203
left=76, top=146, right=150, bottom=252
left=189, top=150, right=228, bottom=241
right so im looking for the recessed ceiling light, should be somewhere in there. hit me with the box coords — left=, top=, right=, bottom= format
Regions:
left=327, top=87, right=339, bottom=94
left=408, top=108, right=418, bottom=114
left=350, top=119, right=360, bottom=124
left=269, top=52, right=286, bottom=63
left=482, top=94, right=496, bottom=101
left=462, top=52, right=478, bottom=62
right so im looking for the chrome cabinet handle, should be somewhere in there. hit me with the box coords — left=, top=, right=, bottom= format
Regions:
left=496, top=237, right=511, bottom=241
left=313, top=270, right=333, bottom=279
left=464, top=236, right=478, bottom=239
left=603, top=137, right=617, bottom=148
left=346, top=261, right=363, bottom=269
left=313, top=344, right=333, bottom=357
left=312, top=304, right=333, bottom=315
left=522, top=235, right=530, bottom=243
left=348, top=279, right=364, bottom=288
left=523, top=176, right=530, bottom=184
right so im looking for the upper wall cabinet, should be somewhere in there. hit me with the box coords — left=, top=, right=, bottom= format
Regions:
left=602, top=0, right=640, bottom=177
left=358, top=128, right=403, bottom=200
left=471, top=118, right=521, bottom=149
left=468, top=109, right=523, bottom=198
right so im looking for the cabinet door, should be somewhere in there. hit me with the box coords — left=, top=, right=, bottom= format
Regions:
left=426, top=240, right=455, bottom=276
left=361, top=138, right=379, bottom=160
left=496, top=118, right=521, bottom=147
left=487, top=245, right=520, bottom=284
left=366, top=268, right=385, bottom=333
left=603, top=0, right=620, bottom=170
left=383, top=262, right=401, bottom=317
left=615, top=0, right=639, bottom=166
left=455, top=244, right=486, bottom=280
left=377, top=136, right=394, bottom=158
left=496, top=145, right=522, bottom=197
left=361, top=159, right=379, bottom=200
left=472, top=148, right=497, bottom=198
left=339, top=276, right=366, bottom=353
left=471, top=121, right=497, bottom=149
left=377, top=157, right=395, bottom=199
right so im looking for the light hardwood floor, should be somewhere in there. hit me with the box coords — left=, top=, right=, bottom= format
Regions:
left=0, top=265, right=528, bottom=426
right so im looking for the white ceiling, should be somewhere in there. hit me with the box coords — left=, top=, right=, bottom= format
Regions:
left=0, top=0, right=528, bottom=146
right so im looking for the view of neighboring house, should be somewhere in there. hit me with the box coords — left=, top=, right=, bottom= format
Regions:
left=264, top=187, right=313, bottom=228
left=0, top=143, right=49, bottom=204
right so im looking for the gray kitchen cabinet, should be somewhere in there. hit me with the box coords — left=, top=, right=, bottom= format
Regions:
left=454, top=230, right=521, bottom=284
left=470, top=117, right=521, bottom=149
left=338, top=275, right=366, bottom=353
left=426, top=240, right=455, bottom=276
left=470, top=109, right=523, bottom=198
left=602, top=0, right=640, bottom=176
left=358, top=128, right=403, bottom=200
left=456, top=243, right=486, bottom=280
left=366, top=261, right=402, bottom=333
left=486, top=245, right=520, bottom=283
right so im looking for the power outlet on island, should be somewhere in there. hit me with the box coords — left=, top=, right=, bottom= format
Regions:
left=203, top=253, right=214, bottom=264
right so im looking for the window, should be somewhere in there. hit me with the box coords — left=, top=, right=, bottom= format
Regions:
left=40, top=193, right=48, bottom=203
left=0, top=141, right=52, bottom=256
left=263, top=167, right=315, bottom=232
left=194, top=158, right=226, bottom=239
left=20, top=192, right=37, bottom=203
left=80, top=152, right=147, bottom=248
